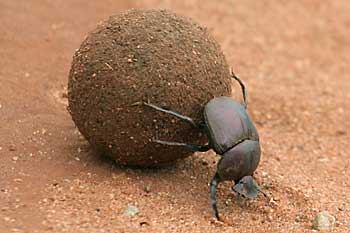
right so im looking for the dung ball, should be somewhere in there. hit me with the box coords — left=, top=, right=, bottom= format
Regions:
left=68, top=9, right=232, bottom=167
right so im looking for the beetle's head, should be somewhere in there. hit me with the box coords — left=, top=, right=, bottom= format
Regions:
left=232, top=176, right=266, bottom=199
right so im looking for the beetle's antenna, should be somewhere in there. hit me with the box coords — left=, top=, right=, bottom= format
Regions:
left=231, top=70, right=247, bottom=109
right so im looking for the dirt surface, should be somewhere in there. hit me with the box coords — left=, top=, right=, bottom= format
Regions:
left=1, top=0, right=349, bottom=232
left=68, top=9, right=232, bottom=166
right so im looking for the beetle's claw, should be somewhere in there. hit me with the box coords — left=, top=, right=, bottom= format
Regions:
left=131, top=99, right=152, bottom=106
left=131, top=101, right=142, bottom=106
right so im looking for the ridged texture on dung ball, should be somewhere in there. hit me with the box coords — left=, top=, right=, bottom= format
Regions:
left=68, top=9, right=232, bottom=167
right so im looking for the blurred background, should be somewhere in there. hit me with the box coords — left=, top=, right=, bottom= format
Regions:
left=1, top=0, right=349, bottom=232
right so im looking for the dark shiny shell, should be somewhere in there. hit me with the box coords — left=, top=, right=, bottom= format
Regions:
left=204, top=97, right=259, bottom=154
left=217, top=140, right=261, bottom=182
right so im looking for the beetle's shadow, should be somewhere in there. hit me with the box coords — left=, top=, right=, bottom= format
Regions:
left=63, top=138, right=274, bottom=221
left=66, top=139, right=225, bottom=218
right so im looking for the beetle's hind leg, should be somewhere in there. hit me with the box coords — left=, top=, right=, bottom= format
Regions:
left=210, top=172, right=221, bottom=220
left=143, top=101, right=198, bottom=128
left=153, top=139, right=210, bottom=152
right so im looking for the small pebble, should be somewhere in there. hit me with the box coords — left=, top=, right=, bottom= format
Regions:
left=201, top=160, right=209, bottom=166
left=139, top=221, right=150, bottom=226
left=261, top=171, right=269, bottom=177
left=294, top=222, right=301, bottom=228
left=9, top=144, right=16, bottom=151
left=144, top=185, right=151, bottom=193
left=312, top=211, right=335, bottom=231
left=263, top=182, right=272, bottom=189
left=124, top=205, right=139, bottom=216
left=267, top=215, right=273, bottom=222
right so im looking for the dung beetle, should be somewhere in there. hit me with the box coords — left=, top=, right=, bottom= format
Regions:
left=142, top=73, right=266, bottom=220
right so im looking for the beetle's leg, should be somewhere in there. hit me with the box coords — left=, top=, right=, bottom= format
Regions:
left=143, top=101, right=197, bottom=128
left=153, top=139, right=210, bottom=152
left=231, top=71, right=248, bottom=109
left=210, top=172, right=221, bottom=220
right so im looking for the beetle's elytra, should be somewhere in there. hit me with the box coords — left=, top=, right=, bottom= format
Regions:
left=142, top=73, right=266, bottom=220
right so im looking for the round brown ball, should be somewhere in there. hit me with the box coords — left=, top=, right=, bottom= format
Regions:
left=68, top=9, right=232, bottom=167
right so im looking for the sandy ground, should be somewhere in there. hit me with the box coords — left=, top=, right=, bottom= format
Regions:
left=1, top=0, right=349, bottom=232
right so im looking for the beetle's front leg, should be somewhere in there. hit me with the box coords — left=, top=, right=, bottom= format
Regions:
left=153, top=139, right=210, bottom=152
left=210, top=172, right=221, bottom=220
